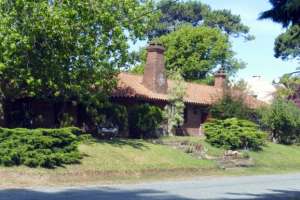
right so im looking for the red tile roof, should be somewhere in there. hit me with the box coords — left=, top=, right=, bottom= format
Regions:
left=112, top=72, right=265, bottom=109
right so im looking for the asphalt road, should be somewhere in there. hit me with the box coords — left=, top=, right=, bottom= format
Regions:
left=1, top=173, right=300, bottom=200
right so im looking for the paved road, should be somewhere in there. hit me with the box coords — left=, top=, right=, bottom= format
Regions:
left=1, top=174, right=300, bottom=200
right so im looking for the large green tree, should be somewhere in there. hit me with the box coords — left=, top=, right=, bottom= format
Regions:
left=157, top=25, right=244, bottom=81
left=260, top=0, right=300, bottom=60
left=0, top=0, right=156, bottom=102
left=131, top=0, right=249, bottom=82
left=134, top=25, right=245, bottom=81
left=147, top=0, right=254, bottom=40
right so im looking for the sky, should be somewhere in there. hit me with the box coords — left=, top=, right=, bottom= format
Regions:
left=200, top=0, right=299, bottom=83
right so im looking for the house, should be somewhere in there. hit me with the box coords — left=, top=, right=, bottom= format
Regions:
left=112, top=43, right=265, bottom=137
left=1, top=42, right=264, bottom=136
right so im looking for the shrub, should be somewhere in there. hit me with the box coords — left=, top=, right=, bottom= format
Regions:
left=129, top=104, right=163, bottom=138
left=259, top=98, right=300, bottom=144
left=211, top=91, right=258, bottom=121
left=0, top=127, right=82, bottom=168
left=102, top=103, right=128, bottom=133
left=204, top=118, right=267, bottom=150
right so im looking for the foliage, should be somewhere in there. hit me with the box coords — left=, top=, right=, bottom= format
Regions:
left=0, top=0, right=157, bottom=126
left=259, top=98, right=300, bottom=144
left=0, top=127, right=82, bottom=168
left=232, top=79, right=252, bottom=93
left=260, top=0, right=300, bottom=60
left=210, top=90, right=257, bottom=121
left=130, top=64, right=144, bottom=75
left=275, top=73, right=300, bottom=98
left=163, top=70, right=186, bottom=135
left=82, top=102, right=128, bottom=137
left=101, top=103, right=128, bottom=132
left=274, top=25, right=300, bottom=60
left=148, top=0, right=253, bottom=40
left=152, top=25, right=245, bottom=81
left=59, top=113, right=75, bottom=128
left=128, top=104, right=163, bottom=138
left=259, top=0, right=300, bottom=27
left=204, top=118, right=267, bottom=150
left=130, top=0, right=250, bottom=82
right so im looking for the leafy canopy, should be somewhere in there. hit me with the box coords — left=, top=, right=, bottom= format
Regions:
left=260, top=0, right=300, bottom=60
left=0, top=0, right=157, bottom=101
left=154, top=25, right=245, bottom=81
left=260, top=0, right=300, bottom=27
left=274, top=25, right=300, bottom=60
left=148, top=0, right=253, bottom=40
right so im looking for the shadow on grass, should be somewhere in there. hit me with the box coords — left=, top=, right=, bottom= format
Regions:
left=224, top=189, right=300, bottom=200
left=86, top=138, right=150, bottom=150
left=0, top=188, right=195, bottom=200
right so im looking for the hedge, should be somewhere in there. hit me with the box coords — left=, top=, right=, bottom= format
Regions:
left=0, top=127, right=82, bottom=168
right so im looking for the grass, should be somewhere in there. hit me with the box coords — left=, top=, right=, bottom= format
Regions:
left=0, top=138, right=218, bottom=187
left=75, top=139, right=216, bottom=172
left=159, top=136, right=300, bottom=175
left=248, top=142, right=300, bottom=173
left=1, top=137, right=300, bottom=187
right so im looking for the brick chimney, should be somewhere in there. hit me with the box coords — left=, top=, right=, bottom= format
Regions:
left=214, top=68, right=227, bottom=88
left=142, top=42, right=168, bottom=93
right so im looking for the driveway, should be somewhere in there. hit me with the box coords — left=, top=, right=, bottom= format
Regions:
left=1, top=173, right=300, bottom=200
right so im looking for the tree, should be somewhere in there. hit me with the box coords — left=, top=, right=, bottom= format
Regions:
left=275, top=72, right=300, bottom=98
left=147, top=0, right=254, bottom=40
left=154, top=25, right=245, bottom=81
left=210, top=89, right=257, bottom=121
left=163, top=70, right=186, bottom=136
left=0, top=0, right=157, bottom=126
left=274, top=25, right=300, bottom=60
left=259, top=98, right=300, bottom=144
left=260, top=0, right=300, bottom=60
left=259, top=0, right=300, bottom=27
left=0, top=0, right=156, bottom=100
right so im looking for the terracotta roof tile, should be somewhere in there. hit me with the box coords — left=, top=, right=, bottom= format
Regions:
left=112, top=72, right=265, bottom=109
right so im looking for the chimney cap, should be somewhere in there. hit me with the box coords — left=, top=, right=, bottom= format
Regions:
left=147, top=41, right=165, bottom=53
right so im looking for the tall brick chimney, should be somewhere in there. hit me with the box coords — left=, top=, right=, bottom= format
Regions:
left=142, top=42, right=168, bottom=93
left=214, top=68, right=227, bottom=88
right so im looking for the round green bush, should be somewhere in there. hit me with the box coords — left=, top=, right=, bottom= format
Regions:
left=204, top=118, right=267, bottom=150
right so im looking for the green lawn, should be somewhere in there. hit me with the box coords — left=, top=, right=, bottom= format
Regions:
left=0, top=138, right=217, bottom=187
left=160, top=136, right=300, bottom=175
left=76, top=139, right=216, bottom=172
left=1, top=137, right=300, bottom=187
left=248, top=142, right=300, bottom=173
